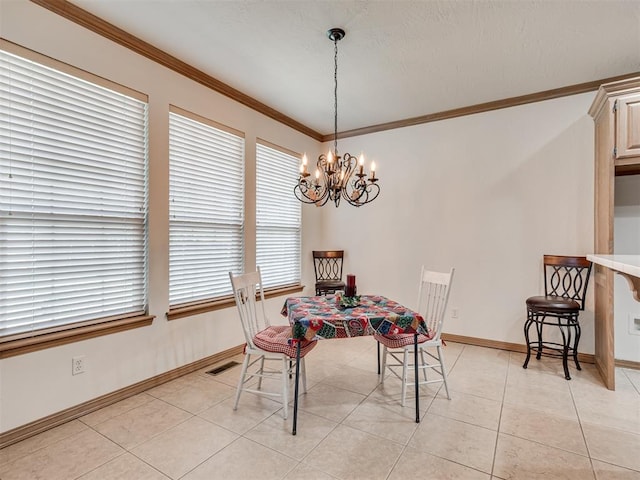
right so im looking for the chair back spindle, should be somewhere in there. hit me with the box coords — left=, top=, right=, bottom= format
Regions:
left=229, top=268, right=270, bottom=349
left=417, top=267, right=455, bottom=340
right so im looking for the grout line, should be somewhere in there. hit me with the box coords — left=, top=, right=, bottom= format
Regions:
left=567, top=380, right=598, bottom=479
left=488, top=350, right=512, bottom=477
left=621, top=368, right=640, bottom=395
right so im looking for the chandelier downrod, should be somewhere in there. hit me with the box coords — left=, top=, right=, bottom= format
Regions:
left=328, top=28, right=344, bottom=157
left=294, top=27, right=380, bottom=208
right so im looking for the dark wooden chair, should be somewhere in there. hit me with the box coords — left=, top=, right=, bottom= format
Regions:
left=312, top=250, right=345, bottom=295
left=523, top=255, right=592, bottom=380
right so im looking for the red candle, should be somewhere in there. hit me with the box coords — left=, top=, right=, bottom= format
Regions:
left=347, top=274, right=356, bottom=287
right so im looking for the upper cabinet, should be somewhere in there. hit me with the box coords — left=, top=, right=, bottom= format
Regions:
left=590, top=78, right=640, bottom=177
left=615, top=92, right=640, bottom=160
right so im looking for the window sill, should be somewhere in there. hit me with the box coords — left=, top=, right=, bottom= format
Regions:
left=0, top=313, right=155, bottom=359
left=167, top=284, right=304, bottom=321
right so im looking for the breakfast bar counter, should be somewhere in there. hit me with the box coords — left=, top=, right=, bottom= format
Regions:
left=587, top=254, right=640, bottom=301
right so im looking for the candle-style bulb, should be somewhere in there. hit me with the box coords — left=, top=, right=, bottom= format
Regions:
left=359, top=154, right=364, bottom=166
left=328, top=151, right=333, bottom=163
left=302, top=154, right=308, bottom=166
left=370, top=161, right=376, bottom=180
left=315, top=169, right=320, bottom=180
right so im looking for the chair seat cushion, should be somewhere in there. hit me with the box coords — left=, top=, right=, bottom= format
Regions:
left=373, top=332, right=433, bottom=349
left=253, top=325, right=317, bottom=358
left=526, top=295, right=580, bottom=313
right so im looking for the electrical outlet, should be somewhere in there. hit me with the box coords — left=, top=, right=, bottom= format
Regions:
left=451, top=308, right=459, bottom=319
left=72, top=355, right=85, bottom=375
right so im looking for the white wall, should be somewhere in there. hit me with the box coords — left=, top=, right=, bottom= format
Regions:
left=0, top=1, right=321, bottom=433
left=316, top=93, right=596, bottom=348
left=614, top=175, right=640, bottom=362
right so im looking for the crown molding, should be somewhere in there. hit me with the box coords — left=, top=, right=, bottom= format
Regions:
left=326, top=71, right=640, bottom=142
left=27, top=0, right=640, bottom=142
left=29, top=0, right=323, bottom=141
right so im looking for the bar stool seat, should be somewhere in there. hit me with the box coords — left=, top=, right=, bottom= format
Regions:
left=526, top=296, right=580, bottom=312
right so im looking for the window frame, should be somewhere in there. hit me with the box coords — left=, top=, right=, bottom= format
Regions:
left=0, top=41, right=153, bottom=358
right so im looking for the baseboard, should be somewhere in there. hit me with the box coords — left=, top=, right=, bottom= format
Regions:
left=0, top=344, right=244, bottom=449
left=441, top=333, right=640, bottom=370
left=615, top=358, right=640, bottom=370
left=440, top=333, right=597, bottom=364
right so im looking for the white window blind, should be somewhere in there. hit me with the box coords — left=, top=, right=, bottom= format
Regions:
left=169, top=109, right=244, bottom=306
left=0, top=49, right=148, bottom=337
left=256, top=141, right=301, bottom=289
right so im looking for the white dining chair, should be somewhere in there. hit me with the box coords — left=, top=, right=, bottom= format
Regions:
left=375, top=266, right=455, bottom=406
left=229, top=268, right=316, bottom=419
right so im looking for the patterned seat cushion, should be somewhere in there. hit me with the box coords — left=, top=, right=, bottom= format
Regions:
left=253, top=325, right=317, bottom=358
left=373, top=332, right=432, bottom=349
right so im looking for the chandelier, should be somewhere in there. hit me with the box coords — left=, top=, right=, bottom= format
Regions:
left=294, top=28, right=380, bottom=208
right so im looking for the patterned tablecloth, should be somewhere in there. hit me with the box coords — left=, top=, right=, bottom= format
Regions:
left=282, top=295, right=430, bottom=341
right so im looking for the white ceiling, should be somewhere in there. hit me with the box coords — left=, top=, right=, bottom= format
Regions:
left=71, top=0, right=640, bottom=136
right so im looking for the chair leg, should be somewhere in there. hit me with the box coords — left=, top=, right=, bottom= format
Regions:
left=301, top=357, right=308, bottom=394
left=419, top=347, right=428, bottom=382
left=281, top=356, right=289, bottom=419
left=573, top=321, right=582, bottom=371
left=558, top=320, right=571, bottom=380
left=257, top=356, right=265, bottom=390
left=437, top=345, right=451, bottom=400
left=401, top=348, right=409, bottom=407
left=379, top=345, right=388, bottom=384
left=234, top=353, right=250, bottom=411
left=535, top=316, right=544, bottom=360
left=523, top=313, right=533, bottom=369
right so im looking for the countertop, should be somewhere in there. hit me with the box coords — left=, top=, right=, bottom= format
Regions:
left=587, top=254, right=640, bottom=278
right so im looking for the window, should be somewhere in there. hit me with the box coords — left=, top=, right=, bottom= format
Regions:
left=256, top=141, right=301, bottom=289
left=168, top=107, right=244, bottom=307
left=0, top=47, right=149, bottom=340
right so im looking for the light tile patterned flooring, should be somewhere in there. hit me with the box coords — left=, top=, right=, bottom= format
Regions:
left=1, top=338, right=640, bottom=479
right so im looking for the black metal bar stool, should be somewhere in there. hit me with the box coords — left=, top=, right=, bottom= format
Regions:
left=523, top=255, right=592, bottom=380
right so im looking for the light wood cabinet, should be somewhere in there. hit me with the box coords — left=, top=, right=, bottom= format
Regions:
left=615, top=92, right=640, bottom=161
left=588, top=77, right=640, bottom=390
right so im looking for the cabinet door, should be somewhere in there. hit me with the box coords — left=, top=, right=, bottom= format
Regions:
left=615, top=92, right=640, bottom=159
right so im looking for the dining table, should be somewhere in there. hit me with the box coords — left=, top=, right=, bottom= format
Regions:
left=281, top=294, right=432, bottom=435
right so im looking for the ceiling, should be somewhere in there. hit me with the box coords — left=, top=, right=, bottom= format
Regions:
left=69, top=0, right=640, bottom=137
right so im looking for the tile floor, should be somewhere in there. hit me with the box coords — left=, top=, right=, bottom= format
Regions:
left=1, top=338, right=639, bottom=479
